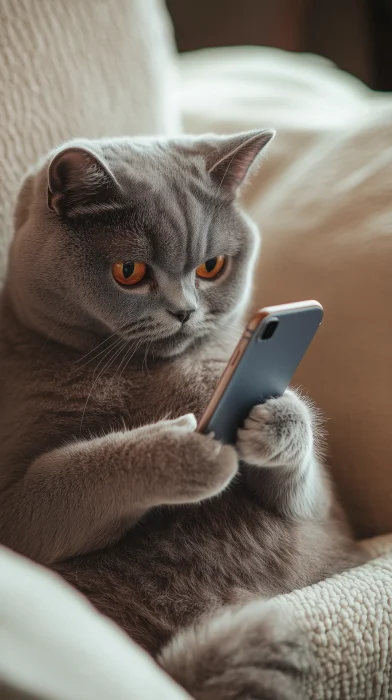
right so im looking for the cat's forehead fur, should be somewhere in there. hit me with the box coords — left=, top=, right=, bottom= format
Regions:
left=90, top=137, right=238, bottom=272
left=57, top=138, right=241, bottom=267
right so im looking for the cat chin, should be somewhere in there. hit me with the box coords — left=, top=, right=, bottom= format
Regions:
left=151, top=336, right=195, bottom=360
left=147, top=330, right=208, bottom=360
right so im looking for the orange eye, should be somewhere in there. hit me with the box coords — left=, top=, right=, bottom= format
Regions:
left=112, top=261, right=147, bottom=286
left=196, top=256, right=226, bottom=280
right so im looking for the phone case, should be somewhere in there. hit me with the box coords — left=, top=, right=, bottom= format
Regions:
left=198, top=301, right=323, bottom=444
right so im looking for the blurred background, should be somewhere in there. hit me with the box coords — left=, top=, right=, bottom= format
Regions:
left=166, top=0, right=392, bottom=91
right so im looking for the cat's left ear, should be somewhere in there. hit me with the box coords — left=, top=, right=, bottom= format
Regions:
left=204, top=129, right=275, bottom=193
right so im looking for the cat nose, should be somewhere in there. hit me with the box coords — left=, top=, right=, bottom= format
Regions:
left=168, top=309, right=195, bottom=324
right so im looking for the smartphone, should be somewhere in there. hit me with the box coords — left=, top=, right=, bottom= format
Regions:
left=197, top=300, right=323, bottom=444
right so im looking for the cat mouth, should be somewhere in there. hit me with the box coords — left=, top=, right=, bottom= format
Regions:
left=120, top=318, right=210, bottom=350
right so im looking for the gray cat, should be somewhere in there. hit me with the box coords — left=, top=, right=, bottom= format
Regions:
left=0, top=131, right=361, bottom=700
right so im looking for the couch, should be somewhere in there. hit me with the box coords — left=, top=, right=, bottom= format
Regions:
left=1, top=1, right=392, bottom=698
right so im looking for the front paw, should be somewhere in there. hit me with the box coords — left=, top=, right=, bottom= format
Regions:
left=236, top=390, right=314, bottom=468
left=149, top=415, right=239, bottom=505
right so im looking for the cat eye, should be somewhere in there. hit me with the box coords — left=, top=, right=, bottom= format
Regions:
left=196, top=256, right=226, bottom=280
left=112, top=261, right=147, bottom=286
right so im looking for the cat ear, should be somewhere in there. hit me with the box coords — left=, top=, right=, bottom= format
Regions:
left=47, top=146, right=121, bottom=217
left=205, top=129, right=275, bottom=192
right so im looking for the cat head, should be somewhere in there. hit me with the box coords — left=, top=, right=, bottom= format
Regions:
left=8, top=131, right=274, bottom=357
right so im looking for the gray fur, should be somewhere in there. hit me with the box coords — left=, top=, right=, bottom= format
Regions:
left=0, top=132, right=363, bottom=700
left=160, top=600, right=313, bottom=700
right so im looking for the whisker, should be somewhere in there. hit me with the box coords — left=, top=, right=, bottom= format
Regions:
left=73, top=326, right=126, bottom=366
left=73, top=318, right=154, bottom=367
left=96, top=340, right=128, bottom=381
left=121, top=316, right=153, bottom=334
left=83, top=322, right=155, bottom=377
left=77, top=335, right=125, bottom=373
left=117, top=337, right=145, bottom=380
left=88, top=337, right=126, bottom=382
left=215, top=327, right=243, bottom=342
left=116, top=336, right=143, bottom=378
left=79, top=340, right=128, bottom=434
left=108, top=337, right=134, bottom=387
left=39, top=331, right=54, bottom=353
left=142, top=340, right=153, bottom=374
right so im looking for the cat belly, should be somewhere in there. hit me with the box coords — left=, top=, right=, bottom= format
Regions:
left=54, top=485, right=306, bottom=656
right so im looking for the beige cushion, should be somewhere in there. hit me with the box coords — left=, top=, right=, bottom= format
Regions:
left=0, top=0, right=180, bottom=281
left=181, top=47, right=392, bottom=537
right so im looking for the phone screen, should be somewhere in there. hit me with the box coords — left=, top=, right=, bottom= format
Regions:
left=198, top=302, right=323, bottom=444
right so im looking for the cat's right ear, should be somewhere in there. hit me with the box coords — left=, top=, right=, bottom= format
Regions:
left=200, top=129, right=275, bottom=193
left=47, top=147, right=120, bottom=217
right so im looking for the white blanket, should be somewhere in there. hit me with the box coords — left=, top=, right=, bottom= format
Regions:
left=0, top=545, right=191, bottom=700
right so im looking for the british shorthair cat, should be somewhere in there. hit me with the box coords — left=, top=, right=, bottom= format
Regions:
left=0, top=131, right=361, bottom=700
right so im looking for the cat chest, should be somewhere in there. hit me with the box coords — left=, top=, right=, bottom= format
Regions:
left=75, top=357, right=225, bottom=430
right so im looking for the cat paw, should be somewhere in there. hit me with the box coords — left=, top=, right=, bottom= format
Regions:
left=236, top=390, right=313, bottom=468
left=150, top=415, right=238, bottom=505
left=160, top=600, right=314, bottom=700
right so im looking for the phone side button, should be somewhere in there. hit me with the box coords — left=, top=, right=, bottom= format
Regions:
left=230, top=349, right=240, bottom=366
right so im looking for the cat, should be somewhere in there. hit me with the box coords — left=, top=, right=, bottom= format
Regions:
left=0, top=131, right=362, bottom=700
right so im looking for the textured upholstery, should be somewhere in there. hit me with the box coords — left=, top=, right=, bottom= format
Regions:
left=0, top=0, right=180, bottom=280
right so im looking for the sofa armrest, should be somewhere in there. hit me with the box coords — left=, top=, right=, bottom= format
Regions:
left=276, top=535, right=392, bottom=699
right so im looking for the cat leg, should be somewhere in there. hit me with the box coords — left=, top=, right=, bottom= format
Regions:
left=0, top=415, right=237, bottom=565
left=236, top=390, right=331, bottom=520
left=159, top=598, right=312, bottom=700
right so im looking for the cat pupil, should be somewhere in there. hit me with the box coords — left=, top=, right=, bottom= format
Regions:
left=123, top=262, right=135, bottom=279
left=205, top=258, right=217, bottom=272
